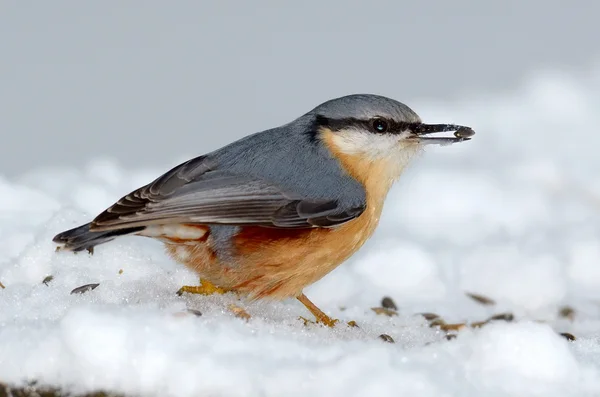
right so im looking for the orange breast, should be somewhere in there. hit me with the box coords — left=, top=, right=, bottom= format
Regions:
left=165, top=208, right=383, bottom=300
left=228, top=205, right=382, bottom=299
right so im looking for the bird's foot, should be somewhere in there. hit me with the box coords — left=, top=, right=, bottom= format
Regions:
left=298, top=316, right=359, bottom=328
left=177, top=279, right=228, bottom=296
left=297, top=292, right=356, bottom=328
left=298, top=315, right=339, bottom=328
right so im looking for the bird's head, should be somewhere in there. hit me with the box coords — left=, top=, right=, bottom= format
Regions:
left=308, top=94, right=475, bottom=184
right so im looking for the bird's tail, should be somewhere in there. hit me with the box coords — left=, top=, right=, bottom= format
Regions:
left=53, top=223, right=145, bottom=253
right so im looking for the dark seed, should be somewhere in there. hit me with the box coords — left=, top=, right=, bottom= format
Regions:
left=559, top=306, right=575, bottom=321
left=371, top=307, right=398, bottom=317
left=471, top=321, right=488, bottom=328
left=379, top=334, right=395, bottom=343
left=187, top=309, right=203, bottom=317
left=419, top=312, right=441, bottom=321
left=466, top=292, right=496, bottom=306
left=381, top=296, right=398, bottom=310
left=445, top=334, right=457, bottom=341
left=429, top=318, right=447, bottom=328
left=439, top=323, right=466, bottom=332
left=469, top=313, right=514, bottom=329
left=560, top=332, right=576, bottom=342
left=347, top=320, right=359, bottom=328
left=488, top=312, right=514, bottom=322
left=42, top=275, right=54, bottom=286
left=70, top=283, right=100, bottom=295
left=454, top=127, right=475, bottom=138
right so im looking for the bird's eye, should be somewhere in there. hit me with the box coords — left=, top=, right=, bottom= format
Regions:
left=372, top=119, right=388, bottom=133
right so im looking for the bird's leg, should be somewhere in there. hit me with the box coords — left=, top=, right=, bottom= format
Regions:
left=177, top=278, right=229, bottom=296
left=297, top=293, right=339, bottom=327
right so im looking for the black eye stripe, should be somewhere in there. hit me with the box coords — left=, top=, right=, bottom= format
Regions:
left=315, top=115, right=412, bottom=134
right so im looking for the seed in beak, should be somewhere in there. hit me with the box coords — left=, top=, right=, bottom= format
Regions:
left=454, top=127, right=475, bottom=139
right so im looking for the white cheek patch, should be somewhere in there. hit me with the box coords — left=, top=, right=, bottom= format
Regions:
left=329, top=128, right=422, bottom=179
left=329, top=128, right=417, bottom=159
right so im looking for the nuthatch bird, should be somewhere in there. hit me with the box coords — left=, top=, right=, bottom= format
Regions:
left=53, top=94, right=474, bottom=327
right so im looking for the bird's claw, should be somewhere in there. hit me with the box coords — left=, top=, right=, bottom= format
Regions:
left=299, top=315, right=338, bottom=327
left=176, top=280, right=228, bottom=296
left=298, top=316, right=358, bottom=328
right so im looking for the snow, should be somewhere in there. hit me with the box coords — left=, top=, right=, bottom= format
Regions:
left=2, top=67, right=600, bottom=396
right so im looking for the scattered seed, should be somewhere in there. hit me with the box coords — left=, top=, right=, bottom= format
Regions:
left=439, top=323, right=467, bottom=332
left=228, top=304, right=251, bottom=321
left=70, top=283, right=100, bottom=295
left=0, top=281, right=5, bottom=289
left=466, top=292, right=496, bottom=306
left=560, top=332, right=576, bottom=342
left=118, top=269, right=124, bottom=275
left=559, top=306, right=575, bottom=321
left=419, top=312, right=441, bottom=321
left=42, top=275, right=54, bottom=286
left=381, top=296, right=398, bottom=311
left=187, top=309, right=203, bottom=317
left=488, top=312, right=514, bottom=322
left=347, top=320, right=359, bottom=328
left=371, top=307, right=398, bottom=317
left=470, top=321, right=488, bottom=328
left=428, top=318, right=447, bottom=328
left=379, top=334, right=395, bottom=343
left=445, top=334, right=457, bottom=341
left=467, top=313, right=515, bottom=329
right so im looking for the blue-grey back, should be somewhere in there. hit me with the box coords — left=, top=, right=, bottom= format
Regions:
left=206, top=113, right=367, bottom=209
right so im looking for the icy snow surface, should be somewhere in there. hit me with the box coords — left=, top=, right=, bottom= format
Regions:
left=2, top=69, right=600, bottom=396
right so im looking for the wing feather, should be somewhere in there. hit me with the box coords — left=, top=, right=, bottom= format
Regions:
left=90, top=157, right=365, bottom=231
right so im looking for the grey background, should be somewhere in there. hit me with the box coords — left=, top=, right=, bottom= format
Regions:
left=2, top=1, right=599, bottom=177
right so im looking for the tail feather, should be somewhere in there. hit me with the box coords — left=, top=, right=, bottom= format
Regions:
left=53, top=223, right=145, bottom=253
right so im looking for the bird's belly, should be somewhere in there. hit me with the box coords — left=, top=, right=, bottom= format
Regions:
left=163, top=211, right=380, bottom=300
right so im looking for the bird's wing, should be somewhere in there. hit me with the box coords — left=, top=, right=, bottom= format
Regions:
left=90, top=156, right=365, bottom=231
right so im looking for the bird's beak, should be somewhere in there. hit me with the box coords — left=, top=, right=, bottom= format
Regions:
left=408, top=123, right=475, bottom=146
